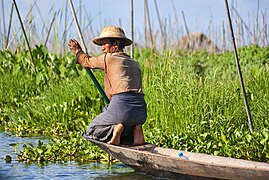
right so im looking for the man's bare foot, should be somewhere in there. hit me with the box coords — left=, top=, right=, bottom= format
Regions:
left=107, top=124, right=124, bottom=145
left=133, top=124, right=145, bottom=145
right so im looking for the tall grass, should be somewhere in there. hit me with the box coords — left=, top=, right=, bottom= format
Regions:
left=137, top=46, right=269, bottom=138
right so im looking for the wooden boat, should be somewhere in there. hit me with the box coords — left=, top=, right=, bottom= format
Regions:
left=85, top=137, right=269, bottom=179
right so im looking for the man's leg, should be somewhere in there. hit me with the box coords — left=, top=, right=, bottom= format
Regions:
left=107, top=123, right=124, bottom=145
left=133, top=124, right=145, bottom=145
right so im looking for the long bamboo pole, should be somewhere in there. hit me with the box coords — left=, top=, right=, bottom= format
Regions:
left=143, top=0, right=147, bottom=48
left=224, top=0, right=254, bottom=133
left=170, top=0, right=179, bottom=34
left=181, top=11, right=190, bottom=38
left=63, top=1, right=68, bottom=55
left=230, top=5, right=254, bottom=39
left=255, top=0, right=260, bottom=44
left=13, top=0, right=36, bottom=73
left=44, top=12, right=56, bottom=47
left=130, top=0, right=134, bottom=58
left=5, top=2, right=14, bottom=49
left=68, top=0, right=109, bottom=104
left=144, top=0, right=154, bottom=48
left=6, top=2, right=35, bottom=50
left=154, top=0, right=166, bottom=49
left=2, top=0, right=6, bottom=42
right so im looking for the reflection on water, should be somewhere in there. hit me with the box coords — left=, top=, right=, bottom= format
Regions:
left=0, top=131, right=157, bottom=180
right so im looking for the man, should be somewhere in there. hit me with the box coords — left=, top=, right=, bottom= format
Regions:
left=68, top=26, right=147, bottom=145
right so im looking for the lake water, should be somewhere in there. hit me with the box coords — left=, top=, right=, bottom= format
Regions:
left=0, top=131, right=157, bottom=180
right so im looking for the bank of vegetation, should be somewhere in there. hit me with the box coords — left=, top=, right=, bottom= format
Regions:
left=1, top=45, right=269, bottom=164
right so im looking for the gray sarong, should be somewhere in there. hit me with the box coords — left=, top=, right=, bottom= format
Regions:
left=85, top=92, right=147, bottom=144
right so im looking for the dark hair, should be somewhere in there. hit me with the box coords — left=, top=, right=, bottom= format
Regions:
left=107, top=38, right=125, bottom=49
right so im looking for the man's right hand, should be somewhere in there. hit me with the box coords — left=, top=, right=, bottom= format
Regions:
left=68, top=39, right=82, bottom=55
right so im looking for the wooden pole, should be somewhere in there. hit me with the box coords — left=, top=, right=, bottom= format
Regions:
left=170, top=0, right=179, bottom=35
left=6, top=2, right=35, bottom=50
left=5, top=2, right=14, bottom=49
left=181, top=11, right=190, bottom=38
left=130, top=0, right=134, bottom=58
left=44, top=12, right=56, bottom=48
left=222, top=21, right=226, bottom=52
left=144, top=0, right=147, bottom=48
left=2, top=0, right=6, bottom=43
left=154, top=0, right=166, bottom=49
left=144, top=0, right=154, bottom=48
left=255, top=0, right=260, bottom=44
left=63, top=0, right=68, bottom=54
left=13, top=0, right=36, bottom=73
left=69, top=0, right=109, bottom=104
left=224, top=0, right=254, bottom=133
left=230, top=5, right=254, bottom=39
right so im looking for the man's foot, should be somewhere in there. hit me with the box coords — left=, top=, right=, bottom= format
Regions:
left=107, top=124, right=124, bottom=145
left=133, top=124, right=145, bottom=145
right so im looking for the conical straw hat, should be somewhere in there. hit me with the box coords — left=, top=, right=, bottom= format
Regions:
left=93, top=26, right=133, bottom=46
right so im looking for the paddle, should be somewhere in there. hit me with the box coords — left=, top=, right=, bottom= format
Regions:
left=68, top=0, right=110, bottom=104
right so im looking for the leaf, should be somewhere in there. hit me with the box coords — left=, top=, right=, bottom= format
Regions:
left=260, top=138, right=268, bottom=145
left=262, top=131, right=269, bottom=139
left=37, top=148, right=43, bottom=154
left=84, top=149, right=89, bottom=154
left=12, top=64, right=20, bottom=75
left=221, top=131, right=228, bottom=144
left=200, top=133, right=208, bottom=140
left=59, top=64, right=66, bottom=78
left=0, top=65, right=5, bottom=73
left=246, top=134, right=252, bottom=143
left=38, top=140, right=43, bottom=146
left=36, top=72, right=43, bottom=85
left=5, top=155, right=12, bottom=163
left=206, top=141, right=212, bottom=149
left=45, top=146, right=52, bottom=154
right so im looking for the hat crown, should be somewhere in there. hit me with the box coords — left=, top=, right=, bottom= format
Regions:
left=99, top=26, right=126, bottom=38
left=93, top=26, right=133, bottom=46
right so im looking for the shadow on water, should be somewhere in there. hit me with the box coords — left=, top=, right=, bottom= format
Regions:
left=0, top=131, right=160, bottom=180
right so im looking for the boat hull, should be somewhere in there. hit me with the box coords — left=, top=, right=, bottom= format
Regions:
left=85, top=137, right=269, bottom=179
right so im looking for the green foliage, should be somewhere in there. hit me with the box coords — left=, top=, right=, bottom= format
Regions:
left=144, top=125, right=269, bottom=162
left=17, top=132, right=111, bottom=164
left=139, top=45, right=269, bottom=162
left=0, top=46, right=107, bottom=163
left=1, top=45, right=269, bottom=163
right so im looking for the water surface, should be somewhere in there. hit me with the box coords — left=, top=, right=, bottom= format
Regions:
left=0, top=131, right=156, bottom=179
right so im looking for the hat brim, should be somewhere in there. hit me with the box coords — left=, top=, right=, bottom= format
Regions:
left=93, top=37, right=133, bottom=46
